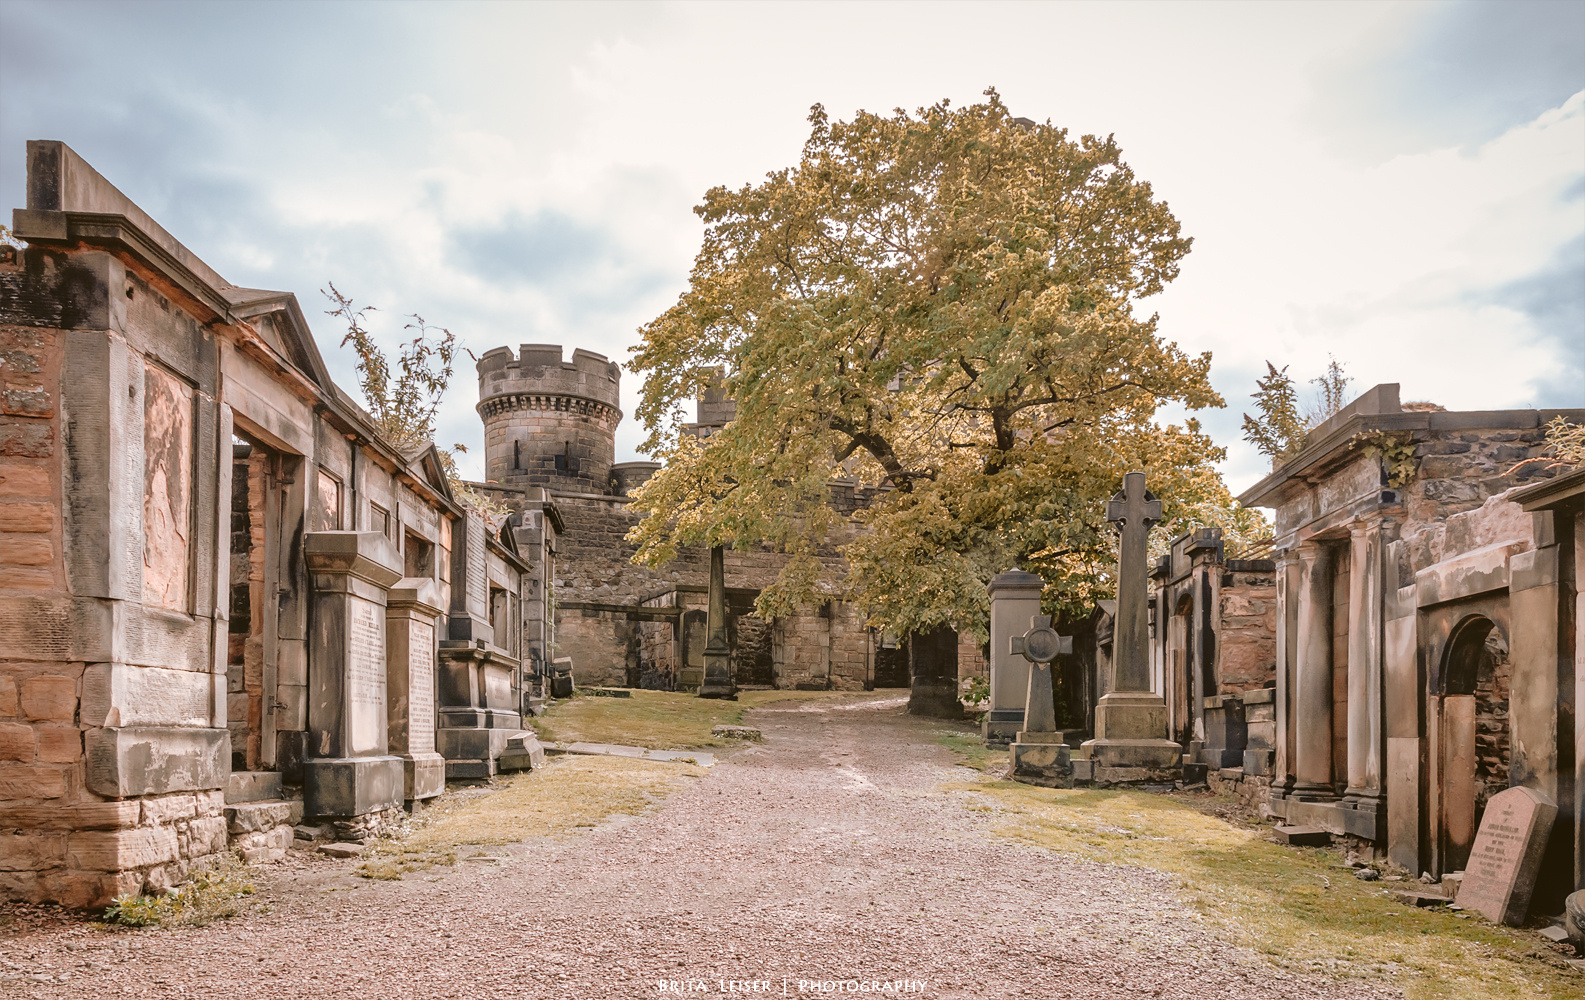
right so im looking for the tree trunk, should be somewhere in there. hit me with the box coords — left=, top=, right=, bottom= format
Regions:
left=908, top=625, right=962, bottom=719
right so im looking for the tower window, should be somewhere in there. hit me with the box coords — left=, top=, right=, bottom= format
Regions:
left=513, top=440, right=521, bottom=470
left=554, top=441, right=577, bottom=473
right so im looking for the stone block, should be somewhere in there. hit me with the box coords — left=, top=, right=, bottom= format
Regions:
left=1243, top=749, right=1273, bottom=776
left=303, top=756, right=403, bottom=819
left=141, top=793, right=197, bottom=827
left=183, top=815, right=229, bottom=857
left=1071, top=758, right=1094, bottom=783
left=67, top=826, right=180, bottom=871
left=225, top=770, right=283, bottom=803
left=1, top=535, right=51, bottom=567
left=82, top=662, right=215, bottom=729
left=84, top=726, right=228, bottom=797
left=0, top=831, right=66, bottom=871
left=0, top=464, right=51, bottom=498
left=0, top=720, right=34, bottom=760
left=0, top=762, right=64, bottom=799
left=1010, top=742, right=1073, bottom=788
left=20, top=675, right=76, bottom=723
left=1182, top=762, right=1209, bottom=785
left=34, top=725, right=80, bottom=763
left=402, top=754, right=447, bottom=798
left=0, top=799, right=138, bottom=831
left=1274, top=825, right=1331, bottom=847
left=0, top=675, right=16, bottom=716
left=0, top=501, right=53, bottom=533
left=224, top=799, right=303, bottom=834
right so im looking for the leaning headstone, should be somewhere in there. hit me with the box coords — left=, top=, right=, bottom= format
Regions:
left=1009, top=616, right=1074, bottom=788
left=1457, top=785, right=1558, bottom=926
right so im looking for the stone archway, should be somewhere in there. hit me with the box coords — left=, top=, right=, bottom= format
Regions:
left=1437, top=615, right=1512, bottom=874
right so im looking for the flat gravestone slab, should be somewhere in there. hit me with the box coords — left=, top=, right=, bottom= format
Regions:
left=1458, top=785, right=1557, bottom=926
left=1274, top=825, right=1331, bottom=847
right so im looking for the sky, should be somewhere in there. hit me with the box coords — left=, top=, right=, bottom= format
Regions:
left=2, top=0, right=1581, bottom=494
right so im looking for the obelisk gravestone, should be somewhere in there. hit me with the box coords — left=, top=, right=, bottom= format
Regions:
left=1080, top=472, right=1182, bottom=783
left=698, top=544, right=736, bottom=699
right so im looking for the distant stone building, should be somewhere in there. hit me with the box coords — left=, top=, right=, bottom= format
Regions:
left=469, top=344, right=901, bottom=693
left=1238, top=383, right=1584, bottom=916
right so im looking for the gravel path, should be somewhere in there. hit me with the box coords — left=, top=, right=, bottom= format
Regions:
left=1, top=696, right=1402, bottom=999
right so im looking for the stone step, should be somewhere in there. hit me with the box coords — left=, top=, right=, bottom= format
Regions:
left=225, top=798, right=304, bottom=835
left=1274, top=824, right=1331, bottom=847
left=226, top=771, right=283, bottom=804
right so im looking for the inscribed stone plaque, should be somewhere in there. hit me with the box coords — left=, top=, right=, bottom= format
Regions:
left=1457, top=785, right=1557, bottom=926
left=347, top=598, right=386, bottom=753
left=409, top=620, right=435, bottom=753
left=142, top=363, right=193, bottom=610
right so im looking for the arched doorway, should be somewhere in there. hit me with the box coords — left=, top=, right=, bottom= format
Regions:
left=1438, top=615, right=1512, bottom=874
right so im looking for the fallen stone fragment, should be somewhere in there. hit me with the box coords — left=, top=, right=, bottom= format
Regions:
left=711, top=725, right=764, bottom=742
left=1355, top=868, right=1380, bottom=881
left=1391, top=889, right=1449, bottom=907
left=317, top=842, right=364, bottom=858
left=1537, top=926, right=1570, bottom=944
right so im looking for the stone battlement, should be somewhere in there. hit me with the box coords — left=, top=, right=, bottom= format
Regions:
left=477, top=344, right=622, bottom=412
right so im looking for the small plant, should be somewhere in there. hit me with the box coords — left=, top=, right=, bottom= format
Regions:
left=100, top=863, right=256, bottom=929
left=961, top=675, right=990, bottom=708
left=1359, top=432, right=1420, bottom=489
left=1241, top=362, right=1307, bottom=465
left=1506, top=416, right=1585, bottom=474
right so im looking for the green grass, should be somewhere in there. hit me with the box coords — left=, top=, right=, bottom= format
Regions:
left=357, top=755, right=703, bottom=879
left=533, top=688, right=896, bottom=749
left=952, top=779, right=1579, bottom=1000
left=936, top=730, right=1008, bottom=773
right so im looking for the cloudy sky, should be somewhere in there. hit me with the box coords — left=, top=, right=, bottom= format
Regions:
left=2, top=0, right=1581, bottom=493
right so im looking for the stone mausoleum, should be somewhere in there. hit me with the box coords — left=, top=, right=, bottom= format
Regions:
left=0, top=142, right=537, bottom=906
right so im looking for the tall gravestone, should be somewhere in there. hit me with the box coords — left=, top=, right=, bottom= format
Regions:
left=984, top=570, right=1044, bottom=745
left=1457, top=785, right=1557, bottom=926
left=1009, top=616, right=1074, bottom=787
left=302, top=531, right=405, bottom=825
left=698, top=544, right=736, bottom=699
left=386, top=577, right=446, bottom=802
left=1080, top=473, right=1182, bottom=782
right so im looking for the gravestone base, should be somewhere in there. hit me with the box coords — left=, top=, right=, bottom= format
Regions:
left=699, top=651, right=737, bottom=700
left=1010, top=735, right=1073, bottom=788
left=400, top=752, right=446, bottom=801
left=1338, top=794, right=1386, bottom=841
left=304, top=756, right=404, bottom=819
left=498, top=731, right=547, bottom=772
left=983, top=708, right=1024, bottom=747
left=677, top=666, right=704, bottom=691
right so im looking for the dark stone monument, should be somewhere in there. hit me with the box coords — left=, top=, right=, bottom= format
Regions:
left=1080, top=472, right=1182, bottom=782
left=698, top=545, right=736, bottom=699
left=907, top=624, right=962, bottom=718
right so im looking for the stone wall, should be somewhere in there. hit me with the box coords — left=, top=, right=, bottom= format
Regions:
left=1216, top=565, right=1277, bottom=693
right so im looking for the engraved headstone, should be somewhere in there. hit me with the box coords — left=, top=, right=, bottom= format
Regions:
left=302, top=531, right=405, bottom=821
left=387, top=577, right=446, bottom=801
left=1457, top=785, right=1558, bottom=926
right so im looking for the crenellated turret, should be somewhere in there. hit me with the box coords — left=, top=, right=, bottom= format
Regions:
left=477, top=344, right=622, bottom=494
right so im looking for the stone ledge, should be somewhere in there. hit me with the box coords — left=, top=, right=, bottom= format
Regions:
left=83, top=727, right=228, bottom=798
left=224, top=799, right=303, bottom=834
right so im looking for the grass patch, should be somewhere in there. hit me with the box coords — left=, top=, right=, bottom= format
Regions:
left=357, top=755, right=702, bottom=879
left=954, top=779, right=1579, bottom=1000
left=936, top=730, right=1008, bottom=773
left=534, top=688, right=895, bottom=749
left=100, top=862, right=257, bottom=928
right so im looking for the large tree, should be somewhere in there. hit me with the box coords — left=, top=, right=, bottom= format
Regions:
left=627, top=91, right=1262, bottom=645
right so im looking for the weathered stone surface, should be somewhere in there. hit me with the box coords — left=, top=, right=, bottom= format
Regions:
left=0, top=799, right=138, bottom=831
left=19, top=675, right=75, bottom=723
left=304, top=756, right=403, bottom=819
left=83, top=726, right=228, bottom=797
left=317, top=841, right=364, bottom=858
left=224, top=799, right=303, bottom=834
left=0, top=763, right=64, bottom=799
left=67, top=827, right=179, bottom=871
left=1564, top=890, right=1585, bottom=946
left=1458, top=785, right=1557, bottom=926
left=711, top=724, right=763, bottom=742
left=1274, top=825, right=1331, bottom=847
left=1010, top=742, right=1073, bottom=788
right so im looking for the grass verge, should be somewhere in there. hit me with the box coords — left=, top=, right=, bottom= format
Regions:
left=952, top=779, right=1579, bottom=1000
left=936, top=730, right=1008, bottom=773
left=357, top=755, right=703, bottom=880
left=534, top=688, right=897, bottom=749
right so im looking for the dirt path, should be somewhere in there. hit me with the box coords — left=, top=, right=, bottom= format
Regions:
left=1, top=696, right=1401, bottom=999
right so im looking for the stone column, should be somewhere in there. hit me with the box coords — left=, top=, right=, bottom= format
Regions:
left=698, top=544, right=736, bottom=699
left=1293, top=542, right=1336, bottom=801
left=1343, top=518, right=1387, bottom=839
left=302, top=531, right=405, bottom=825
left=1273, top=551, right=1300, bottom=795
left=386, top=578, right=446, bottom=803
left=984, top=569, right=1044, bottom=744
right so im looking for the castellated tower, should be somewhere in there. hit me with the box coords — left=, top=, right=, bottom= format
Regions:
left=476, top=344, right=622, bottom=494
